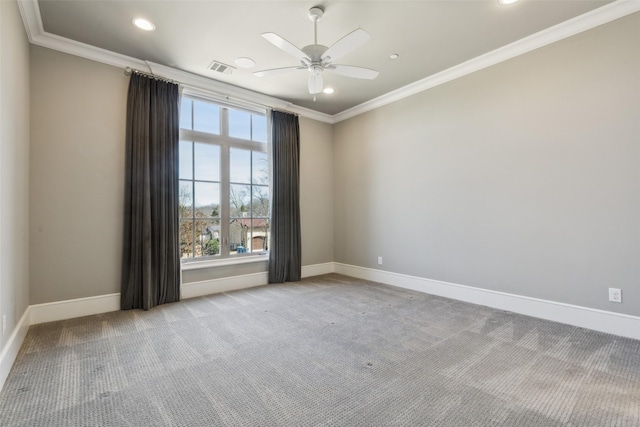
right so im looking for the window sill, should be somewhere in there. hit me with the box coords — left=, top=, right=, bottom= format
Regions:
left=181, top=254, right=269, bottom=271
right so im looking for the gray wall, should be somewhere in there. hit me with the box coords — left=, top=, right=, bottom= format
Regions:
left=29, top=46, right=334, bottom=299
left=0, top=0, right=30, bottom=349
left=30, top=46, right=128, bottom=304
left=299, top=117, right=334, bottom=267
left=333, top=13, right=640, bottom=316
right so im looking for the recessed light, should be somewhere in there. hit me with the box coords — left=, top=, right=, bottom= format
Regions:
left=234, top=57, right=256, bottom=69
left=133, top=18, right=155, bottom=31
left=323, top=87, right=335, bottom=94
left=390, top=53, right=399, bottom=60
left=498, top=0, right=518, bottom=4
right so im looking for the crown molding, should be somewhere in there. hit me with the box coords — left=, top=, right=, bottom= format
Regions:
left=16, top=0, right=41, bottom=43
left=18, top=0, right=640, bottom=125
left=16, top=0, right=333, bottom=124
left=146, top=62, right=333, bottom=123
left=332, top=0, right=640, bottom=123
left=18, top=0, right=148, bottom=70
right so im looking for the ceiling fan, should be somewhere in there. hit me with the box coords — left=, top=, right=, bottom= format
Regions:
left=254, top=6, right=379, bottom=95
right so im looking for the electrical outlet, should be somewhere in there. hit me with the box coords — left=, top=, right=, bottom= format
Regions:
left=2, top=315, right=6, bottom=335
left=377, top=256, right=383, bottom=265
left=609, top=288, right=622, bottom=303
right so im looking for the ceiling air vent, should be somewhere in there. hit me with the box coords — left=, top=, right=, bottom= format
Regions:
left=208, top=61, right=235, bottom=75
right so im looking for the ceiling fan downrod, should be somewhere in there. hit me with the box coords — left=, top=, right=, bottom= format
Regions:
left=308, top=6, right=324, bottom=45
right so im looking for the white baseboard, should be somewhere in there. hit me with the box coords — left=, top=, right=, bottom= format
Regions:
left=23, top=262, right=334, bottom=326
left=18, top=263, right=640, bottom=341
left=3, top=261, right=637, bottom=395
left=30, top=293, right=121, bottom=325
left=182, top=262, right=336, bottom=299
left=182, top=271, right=269, bottom=299
left=302, top=262, right=335, bottom=278
left=334, top=263, right=640, bottom=341
left=20, top=264, right=640, bottom=340
left=0, top=308, right=31, bottom=392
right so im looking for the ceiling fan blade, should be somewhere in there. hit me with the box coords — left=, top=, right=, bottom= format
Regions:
left=321, top=29, right=370, bottom=62
left=254, top=66, right=305, bottom=77
left=261, top=33, right=308, bottom=61
left=308, top=71, right=323, bottom=94
left=326, top=65, right=379, bottom=80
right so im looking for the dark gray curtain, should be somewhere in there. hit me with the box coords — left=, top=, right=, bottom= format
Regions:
left=121, top=72, right=181, bottom=310
left=268, top=110, right=302, bottom=283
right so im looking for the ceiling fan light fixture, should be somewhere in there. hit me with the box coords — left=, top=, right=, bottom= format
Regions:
left=132, top=18, right=155, bottom=31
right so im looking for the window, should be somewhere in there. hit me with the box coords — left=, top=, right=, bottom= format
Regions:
left=179, top=95, right=269, bottom=261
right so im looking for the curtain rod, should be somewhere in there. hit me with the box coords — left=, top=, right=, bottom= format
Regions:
left=271, top=107, right=298, bottom=116
left=124, top=67, right=296, bottom=116
left=124, top=67, right=179, bottom=85
left=181, top=83, right=297, bottom=116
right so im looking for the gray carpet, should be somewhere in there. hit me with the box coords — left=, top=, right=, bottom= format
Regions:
left=1, top=274, right=639, bottom=426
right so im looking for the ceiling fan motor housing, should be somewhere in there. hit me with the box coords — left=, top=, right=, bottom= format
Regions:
left=302, top=44, right=329, bottom=63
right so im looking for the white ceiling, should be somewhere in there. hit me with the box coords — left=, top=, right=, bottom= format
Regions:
left=27, top=1, right=628, bottom=116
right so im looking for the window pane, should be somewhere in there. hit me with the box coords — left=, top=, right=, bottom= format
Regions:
left=252, top=185, right=269, bottom=217
left=194, top=143, right=220, bottom=182
left=252, top=151, right=269, bottom=185
left=180, top=98, right=192, bottom=130
left=179, top=97, right=271, bottom=260
left=180, top=219, right=194, bottom=259
left=230, top=184, right=251, bottom=217
left=179, top=181, right=193, bottom=218
left=230, top=148, right=251, bottom=184
left=229, top=219, right=250, bottom=254
left=195, top=219, right=220, bottom=257
left=250, top=219, right=269, bottom=252
left=179, top=140, right=193, bottom=180
left=193, top=100, right=220, bottom=134
left=229, top=109, right=251, bottom=140
left=194, top=182, right=220, bottom=218
left=252, top=114, right=267, bottom=143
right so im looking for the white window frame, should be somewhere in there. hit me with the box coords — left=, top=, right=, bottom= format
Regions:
left=179, top=92, right=270, bottom=268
